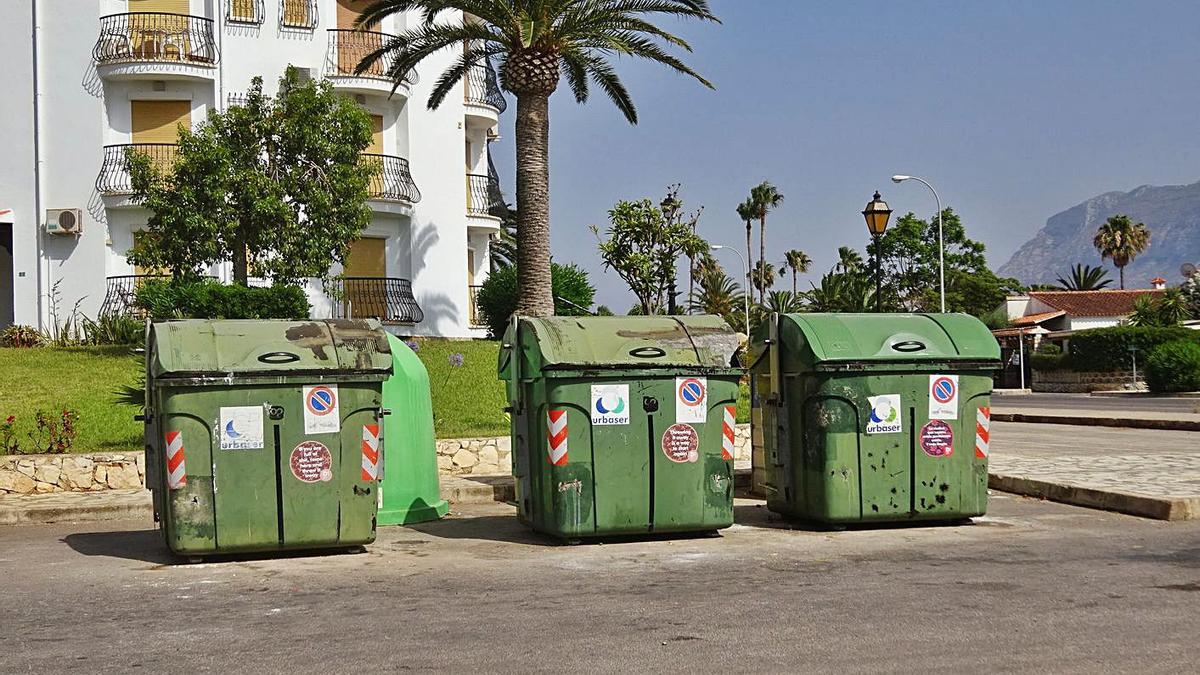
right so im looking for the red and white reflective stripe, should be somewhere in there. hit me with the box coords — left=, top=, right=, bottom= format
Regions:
left=975, top=407, right=991, bottom=459
left=721, top=405, right=736, bottom=461
left=361, top=424, right=381, bottom=481
left=546, top=409, right=569, bottom=466
left=164, top=430, right=186, bottom=490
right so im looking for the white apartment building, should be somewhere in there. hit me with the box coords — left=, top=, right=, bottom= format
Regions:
left=0, top=0, right=508, bottom=338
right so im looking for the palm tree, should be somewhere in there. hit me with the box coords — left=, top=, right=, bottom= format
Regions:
left=1055, top=263, right=1112, bottom=291
left=750, top=260, right=782, bottom=296
left=689, top=267, right=742, bottom=331
left=746, top=181, right=784, bottom=303
left=782, top=249, right=812, bottom=294
left=807, top=269, right=874, bottom=312
left=836, top=246, right=862, bottom=273
left=357, top=1, right=719, bottom=316
left=1093, top=215, right=1151, bottom=289
left=736, top=198, right=756, bottom=303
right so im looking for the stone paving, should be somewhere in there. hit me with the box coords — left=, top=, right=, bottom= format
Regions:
left=989, top=421, right=1200, bottom=520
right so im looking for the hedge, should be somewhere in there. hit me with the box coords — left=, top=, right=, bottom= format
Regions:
left=1066, top=326, right=1200, bottom=372
left=135, top=278, right=310, bottom=320
left=475, top=263, right=595, bottom=338
left=1144, top=340, right=1200, bottom=393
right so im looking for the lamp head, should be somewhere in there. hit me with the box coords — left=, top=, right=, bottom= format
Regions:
left=891, top=175, right=910, bottom=183
left=862, top=191, right=893, bottom=236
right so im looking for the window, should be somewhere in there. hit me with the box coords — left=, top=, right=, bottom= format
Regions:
left=227, top=0, right=264, bottom=25
left=280, top=0, right=318, bottom=29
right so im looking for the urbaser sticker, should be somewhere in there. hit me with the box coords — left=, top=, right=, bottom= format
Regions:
left=865, top=394, right=902, bottom=434
left=219, top=406, right=264, bottom=450
left=591, top=384, right=630, bottom=425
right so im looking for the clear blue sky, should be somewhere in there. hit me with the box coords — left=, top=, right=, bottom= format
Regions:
left=487, top=0, right=1200, bottom=310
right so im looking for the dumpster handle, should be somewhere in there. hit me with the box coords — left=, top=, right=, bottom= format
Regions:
left=257, top=351, right=301, bottom=364
left=629, top=346, right=666, bottom=359
left=891, top=341, right=926, bottom=353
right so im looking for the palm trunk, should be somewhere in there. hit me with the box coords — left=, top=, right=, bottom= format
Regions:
left=792, top=270, right=797, bottom=295
left=758, top=216, right=766, bottom=304
left=1119, top=266, right=1125, bottom=290
left=513, top=93, right=554, bottom=316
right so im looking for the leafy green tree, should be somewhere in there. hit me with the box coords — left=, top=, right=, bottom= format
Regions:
left=475, top=262, right=595, bottom=337
left=782, top=249, right=812, bottom=294
left=127, top=69, right=375, bottom=285
left=1182, top=272, right=1200, bottom=316
left=866, top=208, right=1018, bottom=316
left=1129, top=288, right=1193, bottom=327
left=1056, top=263, right=1113, bottom=291
left=358, top=0, right=718, bottom=316
left=593, top=197, right=708, bottom=316
left=1093, top=214, right=1151, bottom=289
left=744, top=181, right=784, bottom=303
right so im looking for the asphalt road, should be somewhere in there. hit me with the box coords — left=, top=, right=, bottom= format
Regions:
left=2, top=495, right=1198, bottom=673
left=993, top=392, right=1200, bottom=415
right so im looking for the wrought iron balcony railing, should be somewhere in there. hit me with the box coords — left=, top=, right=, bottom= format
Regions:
left=466, top=173, right=506, bottom=219
left=465, top=60, right=507, bottom=112
left=363, top=154, right=421, bottom=203
left=99, top=275, right=167, bottom=317
left=94, top=13, right=218, bottom=66
left=332, top=277, right=424, bottom=324
left=327, top=29, right=418, bottom=84
left=96, top=144, right=178, bottom=195
left=468, top=284, right=485, bottom=327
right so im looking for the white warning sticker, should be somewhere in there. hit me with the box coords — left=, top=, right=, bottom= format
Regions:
left=219, top=406, right=264, bottom=450
left=302, top=384, right=341, bottom=435
left=676, top=377, right=708, bottom=424
left=928, top=374, right=959, bottom=420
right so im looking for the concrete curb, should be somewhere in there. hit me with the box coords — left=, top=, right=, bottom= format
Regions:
left=1090, top=390, right=1200, bottom=399
left=0, top=491, right=152, bottom=526
left=992, top=412, right=1200, bottom=432
left=988, top=474, right=1199, bottom=521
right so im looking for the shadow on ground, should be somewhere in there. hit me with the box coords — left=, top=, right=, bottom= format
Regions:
left=63, top=530, right=368, bottom=566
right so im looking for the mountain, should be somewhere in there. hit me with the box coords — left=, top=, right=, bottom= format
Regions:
left=997, top=180, right=1200, bottom=288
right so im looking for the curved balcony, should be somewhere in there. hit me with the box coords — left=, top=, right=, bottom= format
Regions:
left=466, top=173, right=505, bottom=230
left=363, top=154, right=421, bottom=212
left=96, top=143, right=177, bottom=196
left=93, top=13, right=218, bottom=81
left=326, top=29, right=417, bottom=98
left=464, top=60, right=506, bottom=127
left=331, top=277, right=423, bottom=324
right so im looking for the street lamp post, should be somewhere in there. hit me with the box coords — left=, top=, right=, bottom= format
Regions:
left=711, top=244, right=750, bottom=338
left=892, top=174, right=945, bottom=312
left=861, top=191, right=893, bottom=313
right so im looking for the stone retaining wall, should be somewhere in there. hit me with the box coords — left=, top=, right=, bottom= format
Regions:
left=1032, top=369, right=1142, bottom=393
left=0, top=424, right=754, bottom=493
left=0, top=452, right=145, bottom=495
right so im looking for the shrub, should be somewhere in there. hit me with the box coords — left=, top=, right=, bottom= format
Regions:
left=476, top=263, right=596, bottom=338
left=82, top=314, right=144, bottom=346
left=1029, top=352, right=1068, bottom=371
left=1, top=325, right=47, bottom=348
left=1144, top=340, right=1200, bottom=393
left=1066, top=326, right=1200, bottom=372
left=135, top=279, right=310, bottom=320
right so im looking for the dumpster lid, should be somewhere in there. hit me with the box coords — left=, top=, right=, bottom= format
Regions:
left=516, top=315, right=740, bottom=369
left=780, top=313, right=1000, bottom=364
left=150, top=319, right=392, bottom=377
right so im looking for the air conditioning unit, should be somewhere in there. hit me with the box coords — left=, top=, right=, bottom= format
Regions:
left=45, top=208, right=83, bottom=236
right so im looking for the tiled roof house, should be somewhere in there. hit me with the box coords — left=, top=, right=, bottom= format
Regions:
left=1000, top=289, right=1165, bottom=335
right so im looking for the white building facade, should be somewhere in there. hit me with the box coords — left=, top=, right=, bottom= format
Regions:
left=0, top=0, right=507, bottom=338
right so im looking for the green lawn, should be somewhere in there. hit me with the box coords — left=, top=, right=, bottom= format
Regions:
left=0, top=347, right=143, bottom=455
left=0, top=340, right=749, bottom=453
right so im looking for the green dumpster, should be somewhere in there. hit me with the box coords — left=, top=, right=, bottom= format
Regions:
left=499, top=316, right=742, bottom=539
left=752, top=313, right=1000, bottom=524
left=143, top=319, right=392, bottom=557
left=377, top=333, right=448, bottom=525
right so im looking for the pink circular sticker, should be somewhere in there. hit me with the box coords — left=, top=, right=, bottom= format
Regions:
left=290, top=441, right=333, bottom=482
left=920, top=420, right=955, bottom=457
left=662, top=423, right=700, bottom=463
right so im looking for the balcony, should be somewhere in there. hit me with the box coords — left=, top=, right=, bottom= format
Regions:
left=466, top=154, right=506, bottom=229
left=99, top=275, right=171, bottom=317
left=96, top=143, right=177, bottom=196
left=326, top=29, right=418, bottom=97
left=93, top=13, right=218, bottom=80
left=331, top=277, right=424, bottom=324
left=468, top=284, right=485, bottom=327
left=363, top=154, right=421, bottom=211
left=464, top=59, right=506, bottom=127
